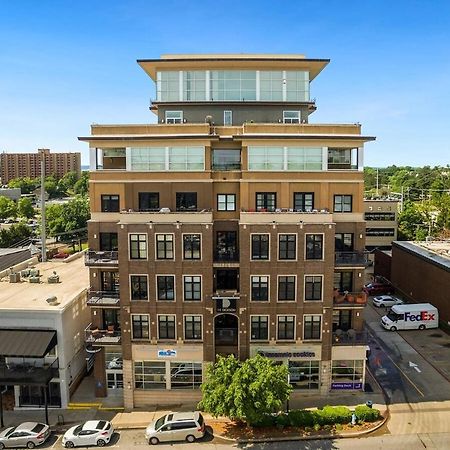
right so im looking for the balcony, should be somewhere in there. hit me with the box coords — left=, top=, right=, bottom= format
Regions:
left=0, top=358, right=59, bottom=385
left=332, top=330, right=368, bottom=346
left=335, top=251, right=369, bottom=267
left=333, top=291, right=367, bottom=307
left=212, top=163, right=241, bottom=171
left=240, top=209, right=332, bottom=225
left=214, top=250, right=239, bottom=263
left=84, top=250, right=118, bottom=266
left=84, top=323, right=121, bottom=345
left=87, top=291, right=120, bottom=307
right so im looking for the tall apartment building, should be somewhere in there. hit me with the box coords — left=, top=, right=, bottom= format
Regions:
left=79, top=54, right=375, bottom=409
left=0, top=148, right=81, bottom=184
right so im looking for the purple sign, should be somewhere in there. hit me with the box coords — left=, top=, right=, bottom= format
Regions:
left=331, top=382, right=363, bottom=390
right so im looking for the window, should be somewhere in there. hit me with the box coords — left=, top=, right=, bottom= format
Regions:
left=100, top=233, right=118, bottom=251
left=183, top=276, right=201, bottom=301
left=305, top=276, right=322, bottom=301
left=183, top=70, right=206, bottom=101
left=260, top=71, right=283, bottom=100
left=256, top=192, right=276, bottom=211
left=248, top=147, right=284, bottom=171
left=100, top=271, right=119, bottom=292
left=250, top=316, right=269, bottom=340
left=278, top=234, right=296, bottom=260
left=158, top=315, right=176, bottom=340
left=334, top=272, right=353, bottom=292
left=304, top=315, right=322, bottom=340
left=334, top=195, right=353, bottom=213
left=289, top=361, right=320, bottom=390
left=169, top=147, right=204, bottom=171
left=183, top=234, right=201, bottom=260
left=283, top=111, right=300, bottom=123
left=156, top=234, right=174, bottom=259
left=210, top=70, right=256, bottom=101
left=157, top=71, right=179, bottom=101
left=366, top=228, right=395, bottom=236
left=251, top=234, right=269, bottom=260
left=285, top=71, right=309, bottom=101
left=176, top=192, right=197, bottom=211
left=170, top=362, right=202, bottom=389
left=101, top=194, right=119, bottom=212
left=217, top=194, right=236, bottom=211
left=130, top=275, right=148, bottom=301
left=293, top=192, right=314, bottom=212
left=131, top=314, right=150, bottom=339
left=134, top=361, right=166, bottom=389
left=335, top=233, right=354, bottom=251
left=215, top=231, right=238, bottom=262
left=277, top=316, right=295, bottom=340
left=278, top=276, right=296, bottom=301
left=212, top=149, right=241, bottom=171
left=165, top=111, right=183, bottom=124
left=157, top=275, right=175, bottom=301
left=331, top=360, right=364, bottom=388
left=305, top=234, right=323, bottom=260
left=224, top=110, right=233, bottom=125
left=184, top=315, right=202, bottom=340
left=129, top=234, right=147, bottom=260
left=364, top=212, right=396, bottom=221
left=138, top=192, right=159, bottom=211
left=251, top=276, right=269, bottom=301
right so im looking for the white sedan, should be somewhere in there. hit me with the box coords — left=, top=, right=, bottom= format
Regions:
left=372, top=295, right=404, bottom=308
left=62, top=421, right=114, bottom=448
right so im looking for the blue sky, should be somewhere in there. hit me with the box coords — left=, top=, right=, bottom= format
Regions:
left=1, top=0, right=449, bottom=167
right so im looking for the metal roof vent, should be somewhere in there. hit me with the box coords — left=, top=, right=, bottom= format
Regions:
left=46, top=295, right=60, bottom=306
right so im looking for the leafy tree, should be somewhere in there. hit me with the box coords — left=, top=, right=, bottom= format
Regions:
left=0, top=196, right=18, bottom=219
left=7, top=177, right=39, bottom=194
left=44, top=175, right=60, bottom=199
left=45, top=196, right=90, bottom=236
left=73, top=171, right=89, bottom=196
left=0, top=222, right=32, bottom=247
left=17, top=197, right=35, bottom=219
left=397, top=201, right=428, bottom=240
left=199, top=354, right=292, bottom=426
left=58, top=171, right=79, bottom=192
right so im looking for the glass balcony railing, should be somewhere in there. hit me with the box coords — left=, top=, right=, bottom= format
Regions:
left=84, top=323, right=121, bottom=345
left=85, top=250, right=119, bottom=266
left=87, top=291, right=120, bottom=307
left=335, top=251, right=369, bottom=267
left=333, top=291, right=367, bottom=307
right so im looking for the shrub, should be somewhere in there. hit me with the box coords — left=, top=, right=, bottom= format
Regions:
left=314, top=405, right=352, bottom=425
left=288, top=409, right=315, bottom=427
left=313, top=423, right=321, bottom=432
left=252, top=414, right=276, bottom=428
left=355, top=405, right=381, bottom=422
left=275, top=414, right=290, bottom=428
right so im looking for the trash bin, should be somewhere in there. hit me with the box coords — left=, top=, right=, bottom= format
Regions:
left=366, top=400, right=373, bottom=408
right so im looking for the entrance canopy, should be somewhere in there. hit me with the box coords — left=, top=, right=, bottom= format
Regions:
left=0, top=329, right=57, bottom=358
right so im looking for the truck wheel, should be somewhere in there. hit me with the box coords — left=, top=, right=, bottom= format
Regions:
left=419, top=324, right=426, bottom=330
left=390, top=326, right=397, bottom=331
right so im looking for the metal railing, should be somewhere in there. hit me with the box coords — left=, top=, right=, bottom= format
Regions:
left=84, top=323, right=121, bottom=345
left=87, top=291, right=120, bottom=306
left=333, top=291, right=367, bottom=306
left=332, top=330, right=368, bottom=346
left=211, top=163, right=241, bottom=171
left=335, top=251, right=369, bottom=266
left=214, top=250, right=239, bottom=262
left=84, top=250, right=119, bottom=266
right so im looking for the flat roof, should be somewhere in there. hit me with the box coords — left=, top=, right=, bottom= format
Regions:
left=393, top=241, right=450, bottom=271
left=0, top=256, right=89, bottom=312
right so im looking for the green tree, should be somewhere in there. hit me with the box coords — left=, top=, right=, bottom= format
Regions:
left=7, top=177, right=39, bottom=194
left=0, top=196, right=18, bottom=219
left=17, top=197, right=35, bottom=219
left=45, top=196, right=90, bottom=236
left=199, top=354, right=292, bottom=426
left=73, top=171, right=89, bottom=196
left=397, top=201, right=428, bottom=240
left=0, top=222, right=32, bottom=247
left=44, top=175, right=60, bottom=199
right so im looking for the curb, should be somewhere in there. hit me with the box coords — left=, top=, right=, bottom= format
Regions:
left=208, top=414, right=389, bottom=443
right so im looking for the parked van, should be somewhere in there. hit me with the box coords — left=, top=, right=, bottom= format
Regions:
left=381, top=303, right=438, bottom=331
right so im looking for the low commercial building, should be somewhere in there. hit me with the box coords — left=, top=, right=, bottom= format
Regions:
left=0, top=255, right=90, bottom=410
left=364, top=199, right=399, bottom=251
left=0, top=188, right=21, bottom=201
left=391, top=241, right=450, bottom=328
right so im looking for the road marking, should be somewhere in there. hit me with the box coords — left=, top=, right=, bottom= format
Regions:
left=51, top=434, right=62, bottom=448
left=409, top=361, right=422, bottom=373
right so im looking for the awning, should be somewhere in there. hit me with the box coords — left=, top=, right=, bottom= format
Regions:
left=0, top=329, right=57, bottom=358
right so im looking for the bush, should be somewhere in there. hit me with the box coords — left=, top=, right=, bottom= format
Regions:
left=313, top=406, right=352, bottom=426
left=275, top=414, right=290, bottom=428
left=313, top=423, right=321, bottom=432
left=288, top=409, right=315, bottom=427
left=355, top=405, right=381, bottom=422
left=252, top=414, right=276, bottom=428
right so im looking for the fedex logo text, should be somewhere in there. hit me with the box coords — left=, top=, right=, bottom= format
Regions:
left=404, top=311, right=435, bottom=322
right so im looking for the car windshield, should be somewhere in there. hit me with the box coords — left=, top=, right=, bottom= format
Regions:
left=73, top=425, right=83, bottom=436
left=198, top=414, right=204, bottom=426
left=155, top=415, right=166, bottom=430
left=97, top=421, right=107, bottom=430
left=31, top=424, right=45, bottom=433
left=5, top=427, right=16, bottom=437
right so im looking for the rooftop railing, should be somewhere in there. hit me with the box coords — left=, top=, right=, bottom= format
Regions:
left=84, top=250, right=119, bottom=266
left=87, top=291, right=120, bottom=307
left=84, top=323, right=121, bottom=345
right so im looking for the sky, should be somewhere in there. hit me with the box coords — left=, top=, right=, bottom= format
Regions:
left=1, top=0, right=449, bottom=167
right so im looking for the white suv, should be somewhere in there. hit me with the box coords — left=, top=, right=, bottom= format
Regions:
left=145, top=411, right=205, bottom=445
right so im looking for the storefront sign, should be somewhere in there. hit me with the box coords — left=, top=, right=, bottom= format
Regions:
left=257, top=350, right=316, bottom=359
left=157, top=349, right=177, bottom=358
left=331, top=382, right=363, bottom=390
left=215, top=297, right=237, bottom=313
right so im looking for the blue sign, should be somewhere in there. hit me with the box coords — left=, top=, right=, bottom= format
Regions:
left=331, top=382, right=363, bottom=390
left=158, top=349, right=177, bottom=358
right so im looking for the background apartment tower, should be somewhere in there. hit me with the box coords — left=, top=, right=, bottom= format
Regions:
left=80, top=54, right=374, bottom=409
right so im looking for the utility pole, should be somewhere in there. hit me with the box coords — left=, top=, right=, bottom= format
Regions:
left=41, top=160, right=47, bottom=262
left=400, top=186, right=404, bottom=213
left=376, top=168, right=379, bottom=197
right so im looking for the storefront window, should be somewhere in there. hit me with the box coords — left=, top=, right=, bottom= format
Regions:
left=105, top=351, right=123, bottom=370
left=134, top=361, right=166, bottom=389
left=170, top=362, right=202, bottom=389
left=331, top=360, right=364, bottom=386
left=288, top=361, right=320, bottom=390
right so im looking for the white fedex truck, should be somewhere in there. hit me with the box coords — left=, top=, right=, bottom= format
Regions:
left=381, top=303, right=439, bottom=331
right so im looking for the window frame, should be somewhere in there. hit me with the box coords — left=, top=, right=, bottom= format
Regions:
left=335, top=233, right=354, bottom=252
left=256, top=192, right=277, bottom=212
left=99, top=232, right=118, bottom=251
left=176, top=192, right=197, bottom=211
left=224, top=110, right=233, bottom=125
left=277, top=275, right=297, bottom=302
left=155, top=233, right=175, bottom=260
left=278, top=233, right=297, bottom=260
left=138, top=192, right=159, bottom=212
left=305, top=234, right=324, bottom=260
left=304, top=275, right=323, bottom=301
left=283, top=110, right=301, bottom=124
left=130, top=274, right=149, bottom=301
left=156, top=275, right=176, bottom=302
left=131, top=314, right=150, bottom=340
left=293, top=192, right=314, bottom=212
left=303, top=314, right=322, bottom=341
left=183, top=275, right=202, bottom=301
left=182, top=234, right=201, bottom=260
left=277, top=315, right=296, bottom=341
left=334, top=195, right=353, bottom=213
left=251, top=233, right=270, bottom=261
left=217, top=194, right=236, bottom=211
left=101, top=194, right=120, bottom=212
left=157, top=314, right=177, bottom=340
left=250, top=315, right=270, bottom=341
left=250, top=275, right=270, bottom=302
left=129, top=233, right=148, bottom=260
left=165, top=110, right=183, bottom=124
left=183, top=315, right=203, bottom=341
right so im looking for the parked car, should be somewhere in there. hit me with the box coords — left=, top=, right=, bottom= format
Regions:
left=0, top=422, right=50, bottom=449
left=363, top=280, right=393, bottom=296
left=372, top=295, right=404, bottom=308
left=61, top=421, right=114, bottom=448
left=145, top=411, right=205, bottom=445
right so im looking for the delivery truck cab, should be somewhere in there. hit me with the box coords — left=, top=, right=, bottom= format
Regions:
left=381, top=303, right=438, bottom=331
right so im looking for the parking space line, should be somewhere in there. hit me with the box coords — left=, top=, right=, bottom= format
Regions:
left=51, top=434, right=62, bottom=448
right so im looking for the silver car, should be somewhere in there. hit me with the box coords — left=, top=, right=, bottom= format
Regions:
left=372, top=295, right=404, bottom=308
left=145, top=411, right=205, bottom=445
left=0, top=422, right=50, bottom=449
left=61, top=421, right=114, bottom=448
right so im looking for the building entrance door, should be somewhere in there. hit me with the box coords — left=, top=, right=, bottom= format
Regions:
left=214, top=314, right=238, bottom=358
